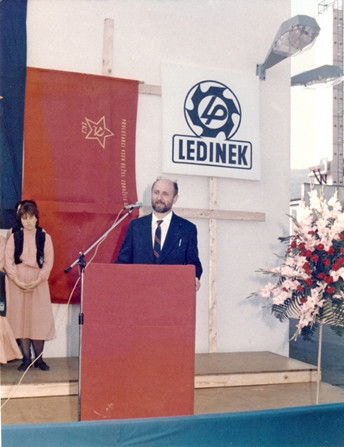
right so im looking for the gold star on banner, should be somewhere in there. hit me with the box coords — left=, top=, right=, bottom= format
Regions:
left=84, top=116, right=114, bottom=149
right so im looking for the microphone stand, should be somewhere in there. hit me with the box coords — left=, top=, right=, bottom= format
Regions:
left=64, top=207, right=135, bottom=421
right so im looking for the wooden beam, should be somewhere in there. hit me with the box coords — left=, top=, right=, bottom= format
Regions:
left=134, top=78, right=266, bottom=355
left=140, top=206, right=265, bottom=222
left=194, top=370, right=319, bottom=388
left=138, top=83, right=162, bottom=96
left=208, top=177, right=217, bottom=353
left=102, top=18, right=114, bottom=76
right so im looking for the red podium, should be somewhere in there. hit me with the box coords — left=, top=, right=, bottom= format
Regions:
left=80, top=263, right=196, bottom=421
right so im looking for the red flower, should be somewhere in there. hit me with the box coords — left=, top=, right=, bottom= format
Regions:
left=323, top=258, right=330, bottom=267
left=297, top=285, right=304, bottom=293
left=326, top=287, right=335, bottom=294
left=290, top=240, right=297, bottom=249
left=305, top=278, right=313, bottom=287
left=317, top=243, right=325, bottom=251
left=327, top=247, right=335, bottom=256
left=311, top=254, right=319, bottom=263
left=332, top=264, right=340, bottom=271
left=301, top=297, right=308, bottom=303
left=340, top=233, right=344, bottom=240
left=299, top=242, right=306, bottom=251
left=305, top=250, right=312, bottom=259
left=317, top=272, right=326, bottom=280
left=303, top=262, right=310, bottom=270
left=325, top=276, right=334, bottom=284
left=338, top=256, right=344, bottom=265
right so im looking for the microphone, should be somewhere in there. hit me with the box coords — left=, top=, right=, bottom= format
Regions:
left=123, top=201, right=142, bottom=209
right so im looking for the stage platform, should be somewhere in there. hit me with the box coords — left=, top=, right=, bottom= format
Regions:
left=1, top=351, right=318, bottom=399
left=2, top=351, right=344, bottom=425
left=195, top=351, right=318, bottom=388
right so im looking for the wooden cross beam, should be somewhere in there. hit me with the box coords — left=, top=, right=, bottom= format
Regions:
left=102, top=18, right=114, bottom=76
left=141, top=206, right=265, bottom=222
left=140, top=177, right=265, bottom=353
left=103, top=19, right=265, bottom=353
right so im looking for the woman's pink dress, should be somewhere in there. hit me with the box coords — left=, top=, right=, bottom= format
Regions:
left=0, top=236, right=21, bottom=363
left=0, top=316, right=21, bottom=363
left=5, top=229, right=56, bottom=340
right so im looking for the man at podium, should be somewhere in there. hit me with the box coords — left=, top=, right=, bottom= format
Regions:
left=116, top=177, right=202, bottom=291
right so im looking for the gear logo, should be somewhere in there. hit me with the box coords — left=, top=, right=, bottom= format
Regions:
left=171, top=78, right=252, bottom=172
left=184, top=81, right=241, bottom=140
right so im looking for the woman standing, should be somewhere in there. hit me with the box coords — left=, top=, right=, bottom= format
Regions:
left=0, top=235, right=21, bottom=364
left=5, top=201, right=55, bottom=371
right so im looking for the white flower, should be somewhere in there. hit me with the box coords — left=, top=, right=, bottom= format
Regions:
left=254, top=188, right=344, bottom=336
left=272, top=288, right=291, bottom=305
left=258, top=282, right=275, bottom=299
left=308, top=190, right=322, bottom=212
left=328, top=192, right=341, bottom=215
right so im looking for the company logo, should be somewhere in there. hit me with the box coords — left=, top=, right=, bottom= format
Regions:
left=172, top=81, right=252, bottom=170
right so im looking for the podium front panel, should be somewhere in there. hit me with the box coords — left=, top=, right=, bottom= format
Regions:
left=80, top=263, right=196, bottom=421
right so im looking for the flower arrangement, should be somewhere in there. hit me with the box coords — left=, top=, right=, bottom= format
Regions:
left=254, top=188, right=344, bottom=340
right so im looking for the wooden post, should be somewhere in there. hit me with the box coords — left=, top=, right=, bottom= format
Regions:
left=138, top=85, right=266, bottom=354
left=102, top=18, right=114, bottom=76
left=140, top=196, right=265, bottom=354
left=208, top=177, right=217, bottom=353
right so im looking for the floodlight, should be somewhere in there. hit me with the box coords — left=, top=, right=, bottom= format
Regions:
left=291, top=64, right=344, bottom=87
left=256, top=15, right=321, bottom=80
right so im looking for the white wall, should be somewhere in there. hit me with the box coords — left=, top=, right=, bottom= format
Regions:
left=26, top=0, right=291, bottom=358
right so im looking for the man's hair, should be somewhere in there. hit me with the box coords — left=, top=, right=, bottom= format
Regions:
left=152, top=177, right=178, bottom=197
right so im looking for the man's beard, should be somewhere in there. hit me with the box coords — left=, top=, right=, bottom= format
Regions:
left=152, top=200, right=172, bottom=214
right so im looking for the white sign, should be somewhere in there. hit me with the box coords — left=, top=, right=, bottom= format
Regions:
left=161, top=63, right=260, bottom=180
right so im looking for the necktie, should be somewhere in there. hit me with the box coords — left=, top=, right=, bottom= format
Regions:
left=153, top=220, right=163, bottom=259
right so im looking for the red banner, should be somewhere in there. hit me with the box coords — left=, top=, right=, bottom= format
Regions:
left=22, top=67, right=139, bottom=303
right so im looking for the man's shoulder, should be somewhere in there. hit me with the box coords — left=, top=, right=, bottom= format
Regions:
left=172, top=213, right=196, bottom=229
left=129, top=213, right=152, bottom=227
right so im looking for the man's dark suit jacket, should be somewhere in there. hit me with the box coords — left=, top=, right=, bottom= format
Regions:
left=116, top=212, right=203, bottom=279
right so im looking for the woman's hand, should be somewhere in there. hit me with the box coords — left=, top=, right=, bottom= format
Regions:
left=13, top=277, right=30, bottom=291
left=13, top=275, right=43, bottom=291
left=26, top=276, right=43, bottom=290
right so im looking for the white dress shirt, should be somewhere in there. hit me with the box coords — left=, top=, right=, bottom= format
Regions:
left=151, top=211, right=173, bottom=249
